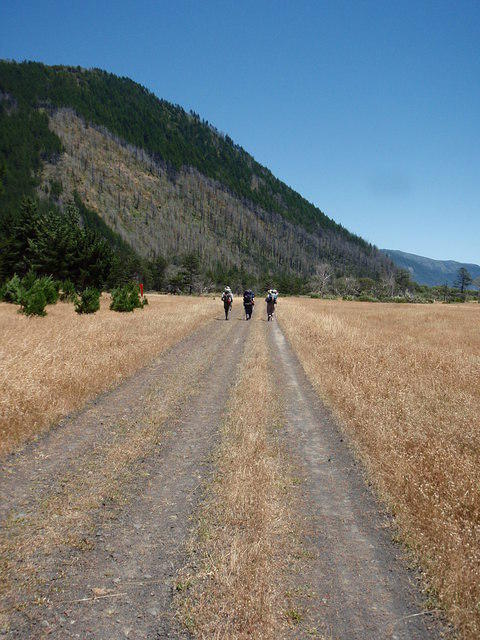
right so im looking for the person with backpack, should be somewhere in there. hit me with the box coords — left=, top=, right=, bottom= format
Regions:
left=221, top=286, right=233, bottom=320
left=265, top=289, right=277, bottom=321
left=243, top=289, right=255, bottom=320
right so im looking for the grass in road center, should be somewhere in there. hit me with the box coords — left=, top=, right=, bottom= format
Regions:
left=0, top=294, right=214, bottom=456
left=176, top=319, right=301, bottom=639
left=279, top=298, right=480, bottom=640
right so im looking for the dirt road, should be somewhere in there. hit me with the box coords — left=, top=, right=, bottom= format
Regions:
left=1, top=311, right=447, bottom=639
left=269, top=321, right=446, bottom=639
left=1, top=313, right=248, bottom=638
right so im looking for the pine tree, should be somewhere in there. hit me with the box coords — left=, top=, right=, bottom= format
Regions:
left=181, top=253, right=201, bottom=294
left=151, top=255, right=167, bottom=291
left=27, top=203, right=82, bottom=280
left=6, top=197, right=41, bottom=276
left=455, top=267, right=472, bottom=293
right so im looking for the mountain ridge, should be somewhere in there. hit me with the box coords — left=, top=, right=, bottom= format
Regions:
left=382, top=248, right=480, bottom=287
left=0, top=59, right=393, bottom=286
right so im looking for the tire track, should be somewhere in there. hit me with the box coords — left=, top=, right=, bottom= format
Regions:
left=268, top=320, right=447, bottom=640
left=1, top=318, right=216, bottom=525
left=1, top=312, right=250, bottom=638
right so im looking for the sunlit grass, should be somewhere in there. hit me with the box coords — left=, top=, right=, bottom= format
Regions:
left=0, top=294, right=214, bottom=455
left=280, top=298, right=480, bottom=639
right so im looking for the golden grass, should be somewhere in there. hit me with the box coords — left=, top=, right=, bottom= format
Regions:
left=279, top=298, right=480, bottom=639
left=0, top=294, right=214, bottom=455
left=177, top=320, right=293, bottom=639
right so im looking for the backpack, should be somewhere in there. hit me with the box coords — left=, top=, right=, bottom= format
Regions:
left=266, top=293, right=273, bottom=303
left=243, top=290, right=253, bottom=304
left=224, top=292, right=232, bottom=305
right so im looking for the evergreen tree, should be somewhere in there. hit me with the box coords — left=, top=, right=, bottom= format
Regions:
left=455, top=267, right=472, bottom=293
left=151, top=255, right=167, bottom=291
left=441, top=282, right=450, bottom=302
left=27, top=202, right=83, bottom=280
left=181, top=253, right=201, bottom=294
left=395, top=269, right=413, bottom=294
left=4, top=197, right=41, bottom=276
left=0, top=198, right=113, bottom=288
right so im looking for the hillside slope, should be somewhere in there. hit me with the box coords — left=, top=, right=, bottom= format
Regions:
left=41, top=109, right=382, bottom=279
left=0, top=60, right=392, bottom=283
left=382, top=249, right=480, bottom=287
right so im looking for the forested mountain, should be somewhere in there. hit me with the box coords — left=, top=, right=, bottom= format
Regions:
left=0, top=60, right=393, bottom=289
left=382, top=249, right=480, bottom=287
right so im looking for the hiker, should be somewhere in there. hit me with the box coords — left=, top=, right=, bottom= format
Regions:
left=243, top=289, right=255, bottom=320
left=221, top=286, right=233, bottom=320
left=265, top=289, right=277, bottom=321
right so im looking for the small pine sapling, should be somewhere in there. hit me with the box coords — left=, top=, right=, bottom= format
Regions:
left=1, top=274, right=24, bottom=304
left=36, top=276, right=59, bottom=305
left=60, top=279, right=77, bottom=302
left=110, top=285, right=133, bottom=312
left=20, top=281, right=47, bottom=316
left=127, top=282, right=142, bottom=309
left=110, top=283, right=143, bottom=312
left=75, top=288, right=101, bottom=314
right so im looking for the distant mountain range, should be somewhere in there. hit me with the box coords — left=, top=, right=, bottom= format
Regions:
left=382, top=249, right=480, bottom=287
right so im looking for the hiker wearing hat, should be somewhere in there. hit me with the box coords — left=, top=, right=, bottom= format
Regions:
left=221, top=286, right=233, bottom=320
left=265, top=289, right=277, bottom=321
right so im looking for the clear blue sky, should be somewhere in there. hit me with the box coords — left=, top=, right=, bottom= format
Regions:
left=1, top=0, right=479, bottom=262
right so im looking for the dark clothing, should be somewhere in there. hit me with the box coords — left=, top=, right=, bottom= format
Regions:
left=266, top=294, right=276, bottom=321
left=224, top=301, right=231, bottom=320
left=244, top=303, right=253, bottom=320
left=222, top=292, right=233, bottom=320
left=243, top=290, right=254, bottom=304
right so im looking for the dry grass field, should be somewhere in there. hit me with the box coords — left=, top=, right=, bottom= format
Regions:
left=3, top=293, right=479, bottom=637
left=0, top=294, right=214, bottom=456
left=279, top=298, right=480, bottom=639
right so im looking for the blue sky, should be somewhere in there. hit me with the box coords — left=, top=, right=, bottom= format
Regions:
left=1, top=0, right=479, bottom=262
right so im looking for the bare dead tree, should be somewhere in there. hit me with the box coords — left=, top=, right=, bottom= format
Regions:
left=310, top=263, right=333, bottom=295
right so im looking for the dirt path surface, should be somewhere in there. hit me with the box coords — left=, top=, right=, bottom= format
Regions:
left=0, top=314, right=216, bottom=525
left=1, top=307, right=454, bottom=640
left=268, top=320, right=447, bottom=640
left=0, top=312, right=249, bottom=639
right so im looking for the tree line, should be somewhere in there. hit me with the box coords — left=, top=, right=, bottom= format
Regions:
left=307, top=263, right=480, bottom=303
left=1, top=195, right=477, bottom=313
